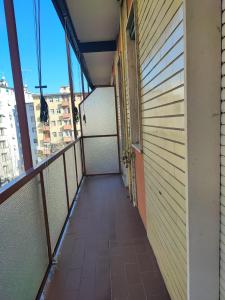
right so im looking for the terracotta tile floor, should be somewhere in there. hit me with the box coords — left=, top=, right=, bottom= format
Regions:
left=44, top=175, right=171, bottom=300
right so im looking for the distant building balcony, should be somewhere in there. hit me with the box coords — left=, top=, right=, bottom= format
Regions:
left=61, top=100, right=69, bottom=107
left=43, top=125, right=50, bottom=132
left=63, top=124, right=72, bottom=130
left=0, top=148, right=8, bottom=154
left=0, top=135, right=6, bottom=141
left=63, top=136, right=72, bottom=143
left=43, top=136, right=50, bottom=143
left=63, top=113, right=71, bottom=119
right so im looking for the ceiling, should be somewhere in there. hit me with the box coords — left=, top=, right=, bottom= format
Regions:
left=65, top=0, right=120, bottom=86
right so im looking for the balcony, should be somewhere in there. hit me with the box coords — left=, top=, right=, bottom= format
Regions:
left=63, top=136, right=72, bottom=143
left=43, top=125, right=50, bottom=132
left=63, top=124, right=72, bottom=130
left=63, top=113, right=71, bottom=119
left=61, top=100, right=69, bottom=107
left=0, top=87, right=170, bottom=300
left=0, top=135, right=6, bottom=141
left=0, top=123, right=6, bottom=129
left=43, top=136, right=50, bottom=143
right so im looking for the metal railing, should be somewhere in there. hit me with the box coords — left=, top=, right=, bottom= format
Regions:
left=0, top=137, right=84, bottom=300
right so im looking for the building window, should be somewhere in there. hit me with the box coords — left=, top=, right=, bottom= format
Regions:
left=58, top=132, right=63, bottom=137
left=0, top=128, right=4, bottom=136
left=3, top=166, right=8, bottom=174
left=49, top=98, right=53, bottom=102
left=1, top=153, right=7, bottom=162
left=50, top=109, right=54, bottom=114
left=57, top=120, right=62, bottom=125
left=52, top=132, right=57, bottom=137
left=56, top=109, right=61, bottom=114
left=51, top=121, right=56, bottom=126
left=0, top=141, right=6, bottom=149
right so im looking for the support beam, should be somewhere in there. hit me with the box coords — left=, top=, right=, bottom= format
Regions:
left=65, top=29, right=77, bottom=139
left=79, top=40, right=117, bottom=53
left=4, top=0, right=33, bottom=171
left=184, top=1, right=221, bottom=299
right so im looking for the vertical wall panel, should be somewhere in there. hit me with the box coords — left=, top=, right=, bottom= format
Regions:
left=44, top=157, right=68, bottom=251
left=0, top=176, right=49, bottom=300
left=76, top=140, right=83, bottom=185
left=136, top=1, right=186, bottom=299
left=83, top=137, right=119, bottom=175
left=65, top=147, right=77, bottom=206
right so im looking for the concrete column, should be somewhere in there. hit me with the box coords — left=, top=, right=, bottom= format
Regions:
left=184, top=1, right=221, bottom=299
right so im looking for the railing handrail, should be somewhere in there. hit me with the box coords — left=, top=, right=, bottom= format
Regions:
left=0, top=136, right=81, bottom=205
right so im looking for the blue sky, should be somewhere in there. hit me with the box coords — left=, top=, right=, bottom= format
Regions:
left=0, top=0, right=87, bottom=94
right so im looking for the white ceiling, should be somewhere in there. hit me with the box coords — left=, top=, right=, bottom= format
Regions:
left=84, top=52, right=115, bottom=85
left=65, top=0, right=120, bottom=85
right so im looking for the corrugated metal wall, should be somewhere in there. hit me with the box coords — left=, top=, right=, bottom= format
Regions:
left=136, top=1, right=186, bottom=299
left=221, top=1, right=225, bottom=298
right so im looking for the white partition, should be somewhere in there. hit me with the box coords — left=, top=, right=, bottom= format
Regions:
left=80, top=87, right=119, bottom=175
left=80, top=87, right=117, bottom=136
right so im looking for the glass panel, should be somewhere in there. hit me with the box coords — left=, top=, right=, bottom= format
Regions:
left=80, top=87, right=117, bottom=136
left=0, top=175, right=49, bottom=300
left=65, top=146, right=77, bottom=206
left=0, top=0, right=24, bottom=187
left=83, top=137, right=119, bottom=174
left=75, top=140, right=83, bottom=185
left=43, top=156, right=68, bottom=250
left=14, top=0, right=74, bottom=164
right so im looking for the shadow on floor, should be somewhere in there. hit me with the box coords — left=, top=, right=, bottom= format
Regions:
left=44, top=175, right=171, bottom=300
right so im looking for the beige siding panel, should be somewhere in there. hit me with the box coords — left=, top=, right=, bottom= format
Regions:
left=142, top=100, right=184, bottom=118
left=221, top=3, right=225, bottom=299
left=141, top=22, right=184, bottom=80
left=142, top=86, right=184, bottom=110
left=140, top=1, right=182, bottom=65
left=142, top=133, right=185, bottom=157
left=142, top=71, right=184, bottom=103
left=142, top=125, right=185, bottom=144
left=137, top=0, right=186, bottom=299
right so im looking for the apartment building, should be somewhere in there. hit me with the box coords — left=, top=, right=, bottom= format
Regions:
left=0, top=77, right=20, bottom=186
left=33, top=86, right=82, bottom=161
left=14, top=85, right=39, bottom=170
left=0, top=77, right=38, bottom=186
